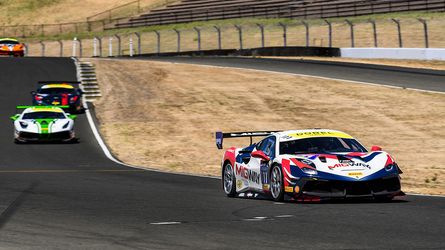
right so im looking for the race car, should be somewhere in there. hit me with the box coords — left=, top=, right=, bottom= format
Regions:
left=217, top=129, right=404, bottom=202
left=0, top=38, right=25, bottom=57
left=10, top=106, right=77, bottom=143
left=31, top=81, right=83, bottom=113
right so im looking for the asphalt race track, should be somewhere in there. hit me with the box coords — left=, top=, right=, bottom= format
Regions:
left=0, top=57, right=443, bottom=249
left=144, top=57, right=445, bottom=93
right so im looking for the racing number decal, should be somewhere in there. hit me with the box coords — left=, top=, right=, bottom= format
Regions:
left=260, top=162, right=268, bottom=184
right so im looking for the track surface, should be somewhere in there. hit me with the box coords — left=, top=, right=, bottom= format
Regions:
left=144, top=57, right=445, bottom=92
left=0, top=57, right=443, bottom=249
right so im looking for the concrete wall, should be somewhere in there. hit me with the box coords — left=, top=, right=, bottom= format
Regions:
left=341, top=48, right=445, bottom=60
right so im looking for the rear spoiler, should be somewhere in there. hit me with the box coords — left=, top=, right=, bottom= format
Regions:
left=16, top=105, right=69, bottom=109
left=215, top=131, right=279, bottom=149
left=38, top=81, right=81, bottom=85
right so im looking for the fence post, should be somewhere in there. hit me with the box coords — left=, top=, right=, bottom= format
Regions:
left=234, top=25, right=243, bottom=50
left=93, top=37, right=98, bottom=57
left=214, top=26, right=222, bottom=50
left=39, top=41, right=45, bottom=57
left=57, top=40, right=63, bottom=57
left=256, top=24, right=265, bottom=48
left=108, top=37, right=113, bottom=57
left=392, top=19, right=403, bottom=48
left=279, top=22, right=287, bottom=47
left=72, top=37, right=78, bottom=57
left=134, top=32, right=141, bottom=55
left=302, top=21, right=309, bottom=47
left=24, top=44, right=28, bottom=57
left=368, top=19, right=378, bottom=47
left=194, top=27, right=201, bottom=51
left=129, top=38, right=134, bottom=57
left=324, top=20, right=332, bottom=48
left=174, top=29, right=181, bottom=52
left=418, top=18, right=429, bottom=48
left=115, top=34, right=121, bottom=56
left=345, top=19, right=355, bottom=48
left=154, top=31, right=160, bottom=54
left=94, top=36, right=102, bottom=57
left=79, top=39, right=83, bottom=58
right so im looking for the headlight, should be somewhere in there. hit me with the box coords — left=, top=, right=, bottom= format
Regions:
left=19, top=121, right=28, bottom=128
left=302, top=167, right=317, bottom=175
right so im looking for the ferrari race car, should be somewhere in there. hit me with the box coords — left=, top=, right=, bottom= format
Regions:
left=0, top=38, right=25, bottom=57
left=31, top=82, right=83, bottom=113
left=217, top=129, right=404, bottom=202
left=11, top=106, right=77, bottom=143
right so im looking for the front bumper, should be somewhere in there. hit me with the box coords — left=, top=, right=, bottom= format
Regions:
left=289, top=176, right=402, bottom=199
left=0, top=50, right=24, bottom=56
left=16, top=131, right=75, bottom=142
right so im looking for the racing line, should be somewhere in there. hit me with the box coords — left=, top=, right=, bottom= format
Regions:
left=0, top=57, right=443, bottom=249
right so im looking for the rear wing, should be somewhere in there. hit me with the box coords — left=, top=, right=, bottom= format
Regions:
left=215, top=131, right=279, bottom=149
left=38, top=81, right=81, bottom=85
left=16, top=105, right=69, bottom=109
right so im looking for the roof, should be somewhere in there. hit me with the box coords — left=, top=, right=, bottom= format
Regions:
left=0, top=38, right=19, bottom=42
left=275, top=129, right=354, bottom=142
left=24, top=107, right=64, bottom=113
left=41, top=84, right=74, bottom=89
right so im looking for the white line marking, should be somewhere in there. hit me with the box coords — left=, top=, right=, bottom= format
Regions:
left=150, top=222, right=181, bottom=225
left=75, top=58, right=445, bottom=198
left=244, top=217, right=267, bottom=221
left=275, top=215, right=294, bottom=218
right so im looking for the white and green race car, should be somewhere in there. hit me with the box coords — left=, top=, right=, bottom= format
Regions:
left=10, top=106, right=77, bottom=143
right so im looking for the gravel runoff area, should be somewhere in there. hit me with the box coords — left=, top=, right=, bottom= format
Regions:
left=89, top=58, right=445, bottom=195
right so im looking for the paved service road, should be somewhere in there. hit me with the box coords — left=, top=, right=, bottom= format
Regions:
left=144, top=56, right=445, bottom=93
left=0, top=57, right=443, bottom=249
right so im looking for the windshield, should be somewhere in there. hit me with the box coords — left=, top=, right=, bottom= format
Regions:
left=23, top=112, right=66, bottom=119
left=0, top=40, right=19, bottom=45
left=38, top=88, right=76, bottom=95
left=280, top=137, right=367, bottom=154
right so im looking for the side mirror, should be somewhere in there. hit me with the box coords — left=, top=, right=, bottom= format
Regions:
left=251, top=150, right=270, bottom=162
left=371, top=145, right=382, bottom=151
left=10, top=114, right=20, bottom=121
left=68, top=114, right=77, bottom=120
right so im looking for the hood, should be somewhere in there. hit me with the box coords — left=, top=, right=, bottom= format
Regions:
left=15, top=118, right=73, bottom=134
left=282, top=152, right=396, bottom=180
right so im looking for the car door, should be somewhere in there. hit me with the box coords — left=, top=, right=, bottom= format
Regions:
left=246, top=136, right=276, bottom=191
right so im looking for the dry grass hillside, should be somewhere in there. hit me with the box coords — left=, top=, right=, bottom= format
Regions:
left=0, top=0, right=170, bottom=25
left=90, top=58, right=445, bottom=195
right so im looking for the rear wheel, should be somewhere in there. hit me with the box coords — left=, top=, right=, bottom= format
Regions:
left=270, top=165, right=284, bottom=201
left=222, top=163, right=236, bottom=197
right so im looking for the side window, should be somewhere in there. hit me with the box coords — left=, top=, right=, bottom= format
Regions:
left=257, top=136, right=276, bottom=158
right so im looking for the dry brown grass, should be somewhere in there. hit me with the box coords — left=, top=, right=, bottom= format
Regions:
left=89, top=58, right=445, bottom=195
left=0, top=0, right=169, bottom=25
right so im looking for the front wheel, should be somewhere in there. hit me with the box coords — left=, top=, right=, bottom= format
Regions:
left=270, top=165, right=284, bottom=201
left=222, top=163, right=236, bottom=197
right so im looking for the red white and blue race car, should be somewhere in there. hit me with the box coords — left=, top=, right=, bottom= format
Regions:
left=216, top=129, right=404, bottom=202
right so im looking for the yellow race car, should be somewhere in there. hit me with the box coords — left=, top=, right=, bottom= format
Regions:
left=0, top=38, right=25, bottom=57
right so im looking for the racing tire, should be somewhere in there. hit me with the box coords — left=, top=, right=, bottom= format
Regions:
left=270, top=164, right=284, bottom=202
left=222, top=163, right=236, bottom=197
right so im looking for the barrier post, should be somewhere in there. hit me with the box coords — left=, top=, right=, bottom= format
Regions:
left=174, top=29, right=181, bottom=52
left=324, top=20, right=332, bottom=48
left=39, top=41, right=45, bottom=57
left=345, top=19, right=355, bottom=48
left=256, top=24, right=265, bottom=48
left=129, top=38, right=134, bottom=57
left=392, top=19, right=403, bottom=48
left=418, top=18, right=429, bottom=48
left=72, top=37, right=78, bottom=57
left=279, top=22, right=287, bottom=47
left=93, top=37, right=98, bottom=57
left=302, top=21, right=309, bottom=47
left=214, top=26, right=222, bottom=50
left=368, top=19, right=378, bottom=47
left=78, top=38, right=83, bottom=58
left=95, top=36, right=102, bottom=57
left=234, top=25, right=243, bottom=50
left=57, top=40, right=63, bottom=57
left=135, top=32, right=141, bottom=55
left=108, top=37, right=113, bottom=57
left=154, top=31, right=160, bottom=54
left=194, top=27, right=201, bottom=51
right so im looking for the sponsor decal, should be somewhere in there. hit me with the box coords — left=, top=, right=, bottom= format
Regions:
left=287, top=131, right=353, bottom=139
left=262, top=184, right=270, bottom=191
left=294, top=186, right=300, bottom=193
left=236, top=180, right=243, bottom=189
left=236, top=164, right=260, bottom=184
left=348, top=172, right=363, bottom=177
left=285, top=186, right=294, bottom=193
left=328, top=161, right=370, bottom=170
left=260, top=162, right=268, bottom=184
